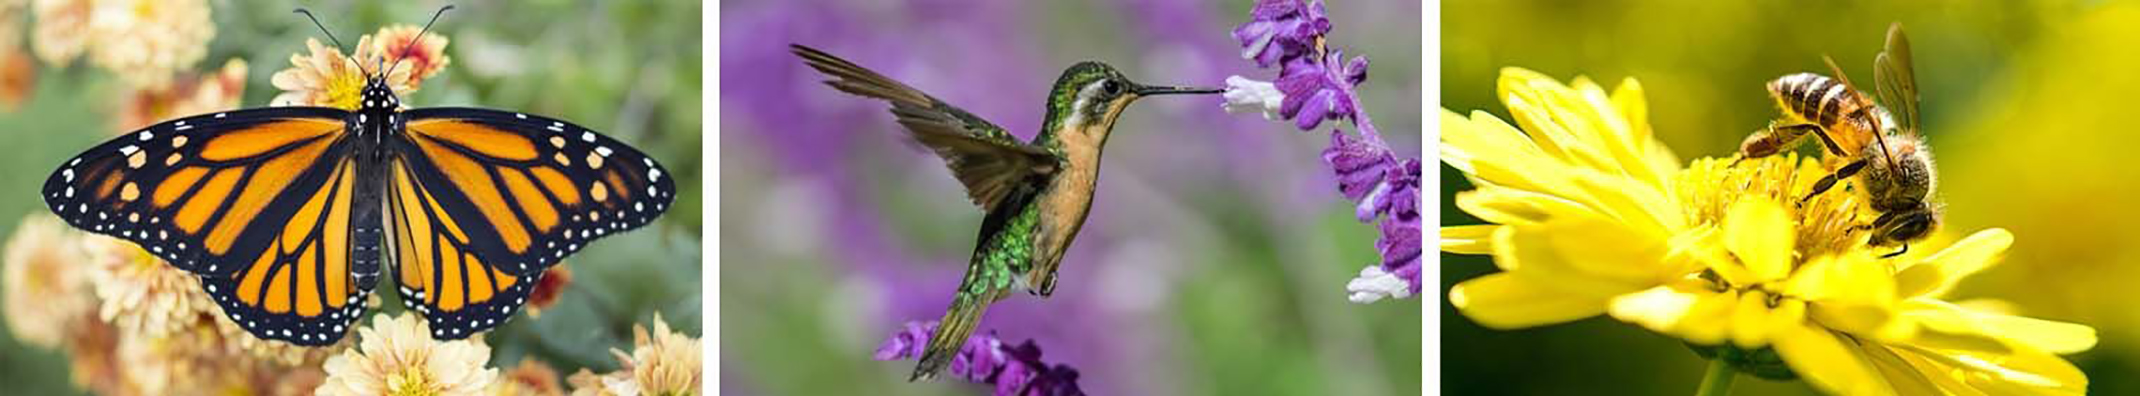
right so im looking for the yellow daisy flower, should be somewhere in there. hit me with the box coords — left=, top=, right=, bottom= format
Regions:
left=271, top=25, right=451, bottom=109
left=1, top=214, right=96, bottom=348
left=83, top=0, right=214, bottom=89
left=568, top=314, right=702, bottom=396
left=1443, top=67, right=2094, bottom=395
left=1440, top=67, right=1695, bottom=329
left=317, top=313, right=500, bottom=396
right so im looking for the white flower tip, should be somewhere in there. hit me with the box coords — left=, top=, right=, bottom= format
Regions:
left=1346, top=265, right=1411, bottom=303
left=1221, top=76, right=1285, bottom=120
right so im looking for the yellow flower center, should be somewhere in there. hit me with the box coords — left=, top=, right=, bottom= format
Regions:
left=133, top=0, right=156, bottom=18
left=325, top=68, right=367, bottom=111
left=386, top=365, right=439, bottom=396
left=1676, top=153, right=1877, bottom=261
left=127, top=245, right=162, bottom=272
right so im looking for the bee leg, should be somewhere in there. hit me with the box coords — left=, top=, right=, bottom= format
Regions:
left=1803, top=159, right=1870, bottom=203
left=1801, top=124, right=1849, bottom=156
left=1739, top=122, right=1824, bottom=162
left=1881, top=243, right=1909, bottom=258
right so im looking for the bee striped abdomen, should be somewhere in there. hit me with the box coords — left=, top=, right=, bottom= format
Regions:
left=1769, top=73, right=1857, bottom=127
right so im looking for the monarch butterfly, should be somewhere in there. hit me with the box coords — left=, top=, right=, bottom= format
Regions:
left=39, top=6, right=675, bottom=345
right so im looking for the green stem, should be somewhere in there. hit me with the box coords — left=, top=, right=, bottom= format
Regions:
left=1696, top=359, right=1738, bottom=396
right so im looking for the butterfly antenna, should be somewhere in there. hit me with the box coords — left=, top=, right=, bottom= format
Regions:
left=293, top=8, right=366, bottom=76
left=386, top=5, right=455, bottom=79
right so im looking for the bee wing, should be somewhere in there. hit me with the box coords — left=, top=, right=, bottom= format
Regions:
left=1874, top=22, right=1921, bottom=135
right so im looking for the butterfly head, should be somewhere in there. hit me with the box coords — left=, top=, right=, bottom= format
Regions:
left=360, top=77, right=401, bottom=112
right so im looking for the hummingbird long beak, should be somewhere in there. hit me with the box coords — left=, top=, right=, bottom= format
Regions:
left=1131, top=83, right=1223, bottom=96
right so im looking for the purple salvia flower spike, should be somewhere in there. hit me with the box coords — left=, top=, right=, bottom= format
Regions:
left=875, top=321, right=1083, bottom=394
left=1232, top=0, right=1331, bottom=68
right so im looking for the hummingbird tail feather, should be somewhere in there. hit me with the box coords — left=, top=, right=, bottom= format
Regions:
left=911, top=293, right=995, bottom=382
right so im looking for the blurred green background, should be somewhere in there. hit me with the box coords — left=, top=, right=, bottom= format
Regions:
left=720, top=0, right=1420, bottom=395
left=0, top=0, right=701, bottom=394
left=1444, top=0, right=2140, bottom=394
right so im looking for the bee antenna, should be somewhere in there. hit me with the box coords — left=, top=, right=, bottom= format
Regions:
left=385, top=5, right=455, bottom=80
left=292, top=8, right=364, bottom=76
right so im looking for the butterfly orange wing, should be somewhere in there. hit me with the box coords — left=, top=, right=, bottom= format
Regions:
left=383, top=107, right=674, bottom=338
left=44, top=107, right=376, bottom=345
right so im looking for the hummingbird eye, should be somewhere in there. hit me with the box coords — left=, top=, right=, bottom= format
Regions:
left=1101, top=80, right=1124, bottom=96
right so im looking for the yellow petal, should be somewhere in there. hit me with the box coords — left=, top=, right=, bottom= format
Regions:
left=1898, top=300, right=2014, bottom=355
left=1497, top=68, right=1608, bottom=170
left=1610, top=77, right=1655, bottom=163
left=1851, top=343, right=1955, bottom=396
left=1495, top=215, right=1666, bottom=294
left=1606, top=283, right=1703, bottom=334
left=1569, top=77, right=1673, bottom=191
left=1569, top=168, right=1683, bottom=236
left=1774, top=324, right=1895, bottom=396
left=1966, top=313, right=2096, bottom=355
left=1894, top=344, right=2081, bottom=395
left=1800, top=257, right=1900, bottom=335
left=1728, top=290, right=1774, bottom=348
left=1440, top=225, right=1500, bottom=255
left=1722, top=198, right=1794, bottom=283
left=1440, top=109, right=1576, bottom=196
left=1909, top=299, right=2096, bottom=355
left=1449, top=272, right=1610, bottom=329
left=1674, top=289, right=1740, bottom=345
left=1452, top=186, right=1589, bottom=226
left=1895, top=229, right=2013, bottom=298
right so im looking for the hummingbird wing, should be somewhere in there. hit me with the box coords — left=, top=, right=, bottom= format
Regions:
left=792, top=45, right=1058, bottom=212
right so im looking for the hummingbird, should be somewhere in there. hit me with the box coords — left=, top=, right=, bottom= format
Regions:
left=791, top=44, right=1220, bottom=381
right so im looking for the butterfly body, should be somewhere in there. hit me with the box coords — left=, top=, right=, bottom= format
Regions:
left=44, top=72, right=674, bottom=344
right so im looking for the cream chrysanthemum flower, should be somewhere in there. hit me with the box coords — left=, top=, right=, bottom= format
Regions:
left=271, top=37, right=372, bottom=110
left=209, top=304, right=346, bottom=366
left=491, top=360, right=567, bottom=396
left=1443, top=67, right=2094, bottom=395
left=0, top=0, right=35, bottom=111
left=84, top=0, right=213, bottom=89
left=82, top=233, right=214, bottom=339
left=271, top=25, right=450, bottom=109
left=568, top=314, right=702, bottom=396
left=371, top=24, right=451, bottom=89
left=318, top=313, right=500, bottom=396
left=1, top=214, right=95, bottom=348
left=118, top=58, right=245, bottom=130
left=30, top=0, right=91, bottom=66
left=111, top=313, right=338, bottom=395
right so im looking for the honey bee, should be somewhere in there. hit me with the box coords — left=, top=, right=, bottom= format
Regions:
left=1737, top=23, right=1936, bottom=257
